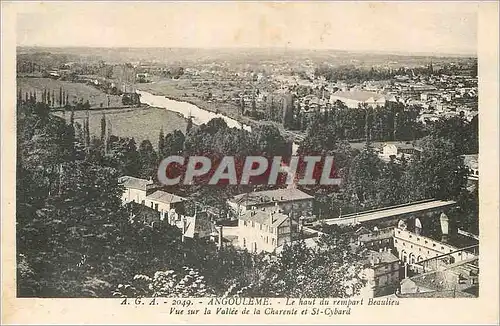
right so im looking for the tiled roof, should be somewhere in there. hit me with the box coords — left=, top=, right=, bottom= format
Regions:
left=230, top=188, right=313, bottom=206
left=239, top=209, right=295, bottom=228
left=147, top=190, right=185, bottom=204
left=119, top=176, right=150, bottom=191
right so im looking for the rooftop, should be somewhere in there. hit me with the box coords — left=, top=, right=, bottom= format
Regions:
left=119, top=176, right=151, bottom=191
left=322, top=199, right=457, bottom=226
left=239, top=209, right=296, bottom=228
left=366, top=250, right=399, bottom=265
left=147, top=190, right=185, bottom=205
left=230, top=188, right=313, bottom=207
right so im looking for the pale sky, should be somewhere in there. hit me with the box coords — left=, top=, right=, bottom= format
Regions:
left=15, top=1, right=478, bottom=55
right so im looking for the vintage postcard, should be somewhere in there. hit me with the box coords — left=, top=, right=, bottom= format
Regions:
left=1, top=1, right=499, bottom=324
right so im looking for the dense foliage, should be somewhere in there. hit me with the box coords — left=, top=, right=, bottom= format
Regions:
left=17, top=99, right=370, bottom=298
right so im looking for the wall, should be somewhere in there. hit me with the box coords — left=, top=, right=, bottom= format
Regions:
left=394, top=228, right=476, bottom=264
left=145, top=199, right=184, bottom=220
left=122, top=188, right=146, bottom=204
left=360, top=260, right=400, bottom=297
left=238, top=218, right=278, bottom=253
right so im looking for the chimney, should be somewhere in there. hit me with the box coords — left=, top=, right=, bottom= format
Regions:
left=269, top=211, right=274, bottom=226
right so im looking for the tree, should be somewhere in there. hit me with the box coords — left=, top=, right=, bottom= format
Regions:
left=100, top=113, right=107, bottom=142
left=138, top=140, right=158, bottom=179
left=245, top=235, right=367, bottom=298
left=406, top=136, right=468, bottom=201
left=113, top=267, right=213, bottom=298
left=59, top=87, right=63, bottom=107
left=186, top=116, right=193, bottom=134
left=345, top=144, right=384, bottom=208
left=158, top=128, right=165, bottom=156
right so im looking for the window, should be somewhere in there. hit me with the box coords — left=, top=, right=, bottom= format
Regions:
left=260, top=224, right=262, bottom=230
left=154, top=203, right=159, bottom=211
left=272, top=238, right=275, bottom=245
left=433, top=243, right=436, bottom=247
left=251, top=221, right=255, bottom=228
left=141, top=200, right=145, bottom=205
left=150, top=202, right=154, bottom=208
left=394, top=239, right=398, bottom=243
left=243, top=238, right=246, bottom=247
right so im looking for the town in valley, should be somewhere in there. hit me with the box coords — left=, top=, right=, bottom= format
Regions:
left=15, top=3, right=479, bottom=301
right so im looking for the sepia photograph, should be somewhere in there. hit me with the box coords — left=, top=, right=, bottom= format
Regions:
left=2, top=1, right=499, bottom=324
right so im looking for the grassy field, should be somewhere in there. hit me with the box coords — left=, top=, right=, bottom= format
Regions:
left=17, top=77, right=125, bottom=109
left=53, top=107, right=187, bottom=149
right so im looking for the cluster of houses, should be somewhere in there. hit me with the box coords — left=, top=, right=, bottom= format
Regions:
left=118, top=174, right=478, bottom=298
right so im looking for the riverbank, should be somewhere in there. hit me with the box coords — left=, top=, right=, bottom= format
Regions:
left=136, top=84, right=255, bottom=124
left=137, top=90, right=253, bottom=132
left=135, top=81, right=303, bottom=141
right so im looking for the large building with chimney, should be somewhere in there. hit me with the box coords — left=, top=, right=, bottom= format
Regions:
left=228, top=188, right=314, bottom=217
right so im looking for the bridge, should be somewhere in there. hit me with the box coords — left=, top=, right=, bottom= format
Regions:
left=317, top=199, right=457, bottom=226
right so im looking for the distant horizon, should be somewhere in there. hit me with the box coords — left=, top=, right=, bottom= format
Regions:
left=17, top=45, right=477, bottom=59
left=16, top=2, right=477, bottom=56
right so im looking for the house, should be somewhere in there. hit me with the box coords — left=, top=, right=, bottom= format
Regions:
left=360, top=249, right=401, bottom=297
left=329, top=90, right=387, bottom=108
left=145, top=190, right=186, bottom=220
left=379, top=143, right=422, bottom=162
left=237, top=208, right=298, bottom=253
left=228, top=188, right=314, bottom=217
left=119, top=176, right=154, bottom=204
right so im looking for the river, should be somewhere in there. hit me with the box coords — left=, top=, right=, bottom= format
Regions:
left=136, top=90, right=252, bottom=132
